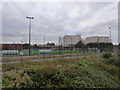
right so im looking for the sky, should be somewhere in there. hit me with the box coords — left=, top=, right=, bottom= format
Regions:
left=1, top=1, right=118, bottom=45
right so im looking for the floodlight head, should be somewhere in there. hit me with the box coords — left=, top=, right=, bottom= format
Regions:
left=26, top=16, right=34, bottom=19
left=108, top=27, right=111, bottom=29
left=31, top=17, right=34, bottom=19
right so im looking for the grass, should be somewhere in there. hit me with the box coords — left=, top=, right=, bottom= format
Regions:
left=2, top=56, right=120, bottom=88
left=2, top=53, right=93, bottom=62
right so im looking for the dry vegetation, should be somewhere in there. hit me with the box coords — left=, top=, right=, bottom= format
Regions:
left=2, top=55, right=120, bottom=88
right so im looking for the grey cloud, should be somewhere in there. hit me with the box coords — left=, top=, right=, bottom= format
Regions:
left=76, top=19, right=118, bottom=44
left=2, top=2, right=118, bottom=44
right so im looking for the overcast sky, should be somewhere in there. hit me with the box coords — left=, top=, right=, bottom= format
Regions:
left=2, top=2, right=118, bottom=45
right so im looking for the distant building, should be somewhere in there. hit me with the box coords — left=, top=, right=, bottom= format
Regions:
left=2, top=44, right=29, bottom=50
left=85, top=36, right=110, bottom=44
left=39, top=43, right=55, bottom=49
left=63, top=35, right=83, bottom=46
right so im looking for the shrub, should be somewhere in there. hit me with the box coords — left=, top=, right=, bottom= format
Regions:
left=102, top=52, right=113, bottom=59
left=2, top=58, right=120, bottom=88
left=118, top=52, right=120, bottom=57
left=2, top=70, right=33, bottom=88
left=107, top=57, right=120, bottom=67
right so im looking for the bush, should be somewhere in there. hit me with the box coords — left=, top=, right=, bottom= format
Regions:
left=2, top=58, right=120, bottom=88
left=107, top=57, right=120, bottom=67
left=118, top=52, right=120, bottom=57
left=102, top=52, right=113, bottom=59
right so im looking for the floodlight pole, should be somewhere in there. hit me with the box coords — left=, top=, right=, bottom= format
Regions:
left=109, top=27, right=111, bottom=43
left=26, top=16, right=34, bottom=56
left=109, top=27, right=112, bottom=52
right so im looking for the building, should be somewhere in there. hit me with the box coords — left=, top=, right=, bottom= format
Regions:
left=63, top=35, right=83, bottom=47
left=39, top=43, right=56, bottom=49
left=85, top=36, right=110, bottom=44
left=2, top=44, right=29, bottom=50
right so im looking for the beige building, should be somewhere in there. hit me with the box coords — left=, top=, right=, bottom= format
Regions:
left=63, top=35, right=83, bottom=46
left=85, top=36, right=110, bottom=44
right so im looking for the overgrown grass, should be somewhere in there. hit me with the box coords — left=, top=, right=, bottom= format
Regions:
left=2, top=53, right=92, bottom=62
left=2, top=56, right=120, bottom=88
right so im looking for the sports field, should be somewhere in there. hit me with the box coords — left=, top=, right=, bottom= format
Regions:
left=2, top=50, right=95, bottom=56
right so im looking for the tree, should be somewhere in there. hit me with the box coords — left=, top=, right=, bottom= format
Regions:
left=104, top=43, right=113, bottom=52
left=75, top=41, right=86, bottom=48
left=87, top=42, right=113, bottom=52
left=32, top=44, right=39, bottom=49
left=87, top=43, right=98, bottom=48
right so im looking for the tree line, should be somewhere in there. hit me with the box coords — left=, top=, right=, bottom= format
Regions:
left=75, top=41, right=113, bottom=52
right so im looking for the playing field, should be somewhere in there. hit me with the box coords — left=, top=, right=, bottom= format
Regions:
left=2, top=49, right=95, bottom=56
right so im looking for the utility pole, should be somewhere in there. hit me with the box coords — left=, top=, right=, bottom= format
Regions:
left=109, top=27, right=112, bottom=52
left=59, top=37, right=61, bottom=54
left=26, top=16, right=34, bottom=56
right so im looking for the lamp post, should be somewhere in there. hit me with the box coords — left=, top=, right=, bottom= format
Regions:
left=26, top=16, right=34, bottom=56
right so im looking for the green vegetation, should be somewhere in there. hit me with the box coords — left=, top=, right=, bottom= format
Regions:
left=87, top=42, right=113, bottom=52
left=105, top=56, right=120, bottom=67
left=2, top=53, right=92, bottom=62
left=75, top=41, right=86, bottom=48
left=102, top=52, right=113, bottom=59
left=2, top=56, right=120, bottom=88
